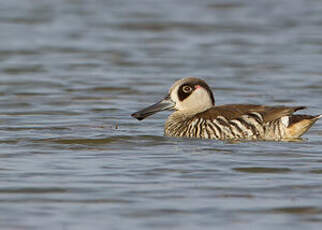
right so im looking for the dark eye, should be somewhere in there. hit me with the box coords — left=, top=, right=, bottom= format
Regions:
left=182, top=85, right=192, bottom=93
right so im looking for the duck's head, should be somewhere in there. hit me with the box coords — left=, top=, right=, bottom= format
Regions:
left=131, top=77, right=215, bottom=120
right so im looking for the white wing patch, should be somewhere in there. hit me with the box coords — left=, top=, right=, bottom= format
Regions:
left=281, top=116, right=289, bottom=127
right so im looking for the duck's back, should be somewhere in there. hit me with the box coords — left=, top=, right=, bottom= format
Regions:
left=165, top=104, right=320, bottom=141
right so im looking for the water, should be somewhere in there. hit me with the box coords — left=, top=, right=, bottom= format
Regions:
left=0, top=0, right=322, bottom=229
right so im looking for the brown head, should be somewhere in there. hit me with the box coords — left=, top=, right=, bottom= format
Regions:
left=131, top=77, right=215, bottom=120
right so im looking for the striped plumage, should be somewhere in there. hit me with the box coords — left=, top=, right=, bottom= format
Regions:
left=165, top=105, right=319, bottom=141
left=132, top=77, right=321, bottom=141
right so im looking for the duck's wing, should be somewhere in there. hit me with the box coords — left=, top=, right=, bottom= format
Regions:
left=196, top=104, right=306, bottom=122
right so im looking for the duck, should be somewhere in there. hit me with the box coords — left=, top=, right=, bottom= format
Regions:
left=131, top=77, right=321, bottom=141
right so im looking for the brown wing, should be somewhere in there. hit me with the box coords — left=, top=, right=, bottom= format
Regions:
left=196, top=104, right=306, bottom=122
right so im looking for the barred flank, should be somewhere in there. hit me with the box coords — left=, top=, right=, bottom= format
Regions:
left=164, top=111, right=318, bottom=141
left=166, top=113, right=266, bottom=140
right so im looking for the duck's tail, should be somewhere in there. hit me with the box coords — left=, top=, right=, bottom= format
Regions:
left=284, top=114, right=321, bottom=139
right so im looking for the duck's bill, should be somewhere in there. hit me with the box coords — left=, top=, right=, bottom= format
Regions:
left=131, top=96, right=175, bottom=121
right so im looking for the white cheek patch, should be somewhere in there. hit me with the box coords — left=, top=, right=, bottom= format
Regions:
left=190, top=88, right=210, bottom=103
left=170, top=85, right=213, bottom=112
left=170, top=85, right=180, bottom=109
left=181, top=88, right=212, bottom=111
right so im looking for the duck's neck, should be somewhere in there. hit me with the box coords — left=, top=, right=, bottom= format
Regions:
left=164, top=110, right=201, bottom=137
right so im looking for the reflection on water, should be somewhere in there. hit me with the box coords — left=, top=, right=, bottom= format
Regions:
left=0, top=0, right=322, bottom=229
